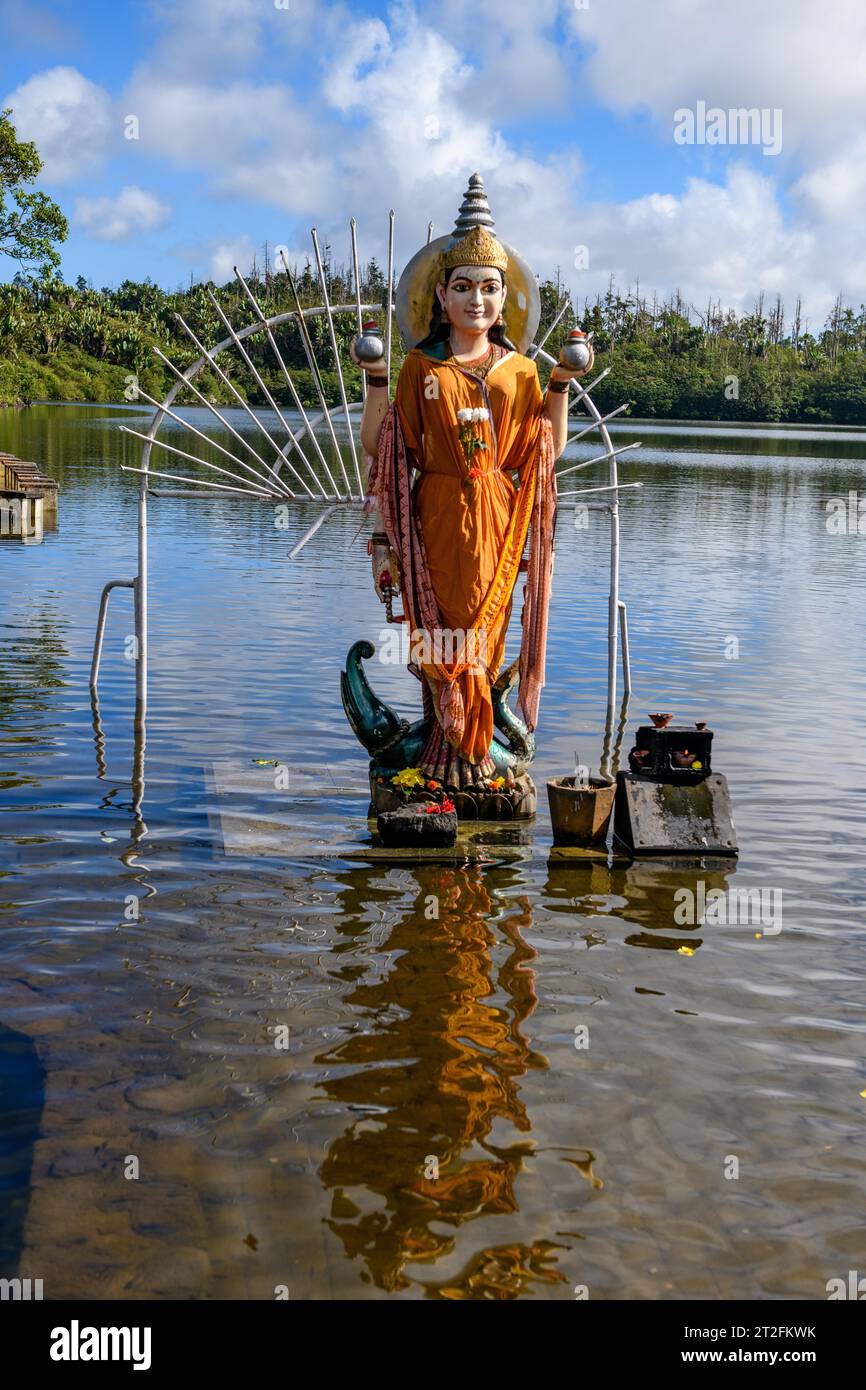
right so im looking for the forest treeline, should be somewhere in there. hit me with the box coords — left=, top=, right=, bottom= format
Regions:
left=1, top=258, right=865, bottom=424
left=1, top=107, right=863, bottom=422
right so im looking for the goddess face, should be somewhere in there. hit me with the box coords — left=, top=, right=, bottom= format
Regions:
left=436, top=264, right=506, bottom=336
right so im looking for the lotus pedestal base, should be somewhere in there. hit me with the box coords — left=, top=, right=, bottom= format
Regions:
left=369, top=770, right=537, bottom=821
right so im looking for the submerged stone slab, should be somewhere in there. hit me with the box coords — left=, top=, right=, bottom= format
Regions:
left=376, top=804, right=458, bottom=849
left=613, top=772, right=738, bottom=856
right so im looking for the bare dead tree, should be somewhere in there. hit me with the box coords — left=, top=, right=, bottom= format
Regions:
left=791, top=295, right=802, bottom=353
left=827, top=292, right=843, bottom=366
left=768, top=293, right=784, bottom=346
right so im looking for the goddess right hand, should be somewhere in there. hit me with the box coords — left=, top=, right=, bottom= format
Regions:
left=368, top=534, right=401, bottom=600
left=349, top=341, right=387, bottom=374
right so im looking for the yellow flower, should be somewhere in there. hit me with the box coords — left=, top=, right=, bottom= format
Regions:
left=391, top=767, right=425, bottom=794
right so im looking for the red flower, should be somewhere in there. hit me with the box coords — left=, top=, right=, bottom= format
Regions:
left=441, top=797, right=455, bottom=813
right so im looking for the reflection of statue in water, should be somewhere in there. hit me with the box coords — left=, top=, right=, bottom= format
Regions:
left=315, top=865, right=567, bottom=1297
left=342, top=173, right=594, bottom=817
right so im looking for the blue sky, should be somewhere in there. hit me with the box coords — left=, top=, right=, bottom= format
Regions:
left=1, top=0, right=863, bottom=324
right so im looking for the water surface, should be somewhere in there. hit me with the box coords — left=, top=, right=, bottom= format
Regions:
left=1, top=403, right=864, bottom=1299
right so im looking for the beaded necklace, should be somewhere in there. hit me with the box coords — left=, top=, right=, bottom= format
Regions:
left=445, top=338, right=502, bottom=381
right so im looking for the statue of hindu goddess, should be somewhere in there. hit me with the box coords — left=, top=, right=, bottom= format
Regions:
left=343, top=173, right=594, bottom=816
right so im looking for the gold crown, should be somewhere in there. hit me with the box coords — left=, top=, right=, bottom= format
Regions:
left=441, top=224, right=508, bottom=276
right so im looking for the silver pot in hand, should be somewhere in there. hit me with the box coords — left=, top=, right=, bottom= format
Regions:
left=353, top=318, right=385, bottom=365
left=559, top=329, right=592, bottom=372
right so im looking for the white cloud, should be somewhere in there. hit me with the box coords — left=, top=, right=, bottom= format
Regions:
left=793, top=133, right=866, bottom=225
left=2, top=66, right=113, bottom=182
left=119, top=8, right=584, bottom=262
left=431, top=0, right=569, bottom=120
left=74, top=186, right=171, bottom=243
left=171, top=233, right=318, bottom=286
left=0, top=0, right=78, bottom=50
left=372, top=0, right=861, bottom=320
left=122, top=74, right=298, bottom=166
left=14, top=1, right=859, bottom=323
left=573, top=165, right=823, bottom=319
left=789, top=136, right=866, bottom=313
left=208, top=236, right=257, bottom=283
left=147, top=0, right=265, bottom=75
left=315, top=9, right=584, bottom=271
left=145, top=0, right=321, bottom=78
left=572, top=0, right=866, bottom=159
left=121, top=71, right=340, bottom=217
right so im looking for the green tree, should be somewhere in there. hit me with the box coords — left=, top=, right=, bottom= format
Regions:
left=0, top=108, right=67, bottom=278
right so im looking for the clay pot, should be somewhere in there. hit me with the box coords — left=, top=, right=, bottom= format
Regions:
left=649, top=712, right=673, bottom=728
left=672, top=750, right=695, bottom=767
left=547, top=776, right=616, bottom=847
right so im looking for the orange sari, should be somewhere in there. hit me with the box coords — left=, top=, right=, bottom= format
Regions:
left=369, top=343, right=556, bottom=773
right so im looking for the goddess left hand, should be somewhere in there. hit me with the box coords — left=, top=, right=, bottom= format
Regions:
left=551, top=343, right=595, bottom=381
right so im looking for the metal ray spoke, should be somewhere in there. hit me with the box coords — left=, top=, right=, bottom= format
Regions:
left=294, top=404, right=361, bottom=498
left=153, top=344, right=294, bottom=497
left=206, top=286, right=322, bottom=501
left=532, top=294, right=571, bottom=357
left=280, top=252, right=348, bottom=498
left=310, top=227, right=361, bottom=497
left=174, top=311, right=303, bottom=490
left=350, top=218, right=367, bottom=407
left=558, top=482, right=643, bottom=499
left=152, top=346, right=295, bottom=496
left=568, top=402, right=632, bottom=443
left=119, top=427, right=285, bottom=496
left=567, top=367, right=612, bottom=410
left=133, top=382, right=295, bottom=498
left=287, top=503, right=349, bottom=560
left=233, top=267, right=339, bottom=499
left=557, top=441, right=641, bottom=479
left=121, top=461, right=276, bottom=496
left=385, top=208, right=395, bottom=387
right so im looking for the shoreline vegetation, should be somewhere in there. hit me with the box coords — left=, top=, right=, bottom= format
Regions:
left=2, top=108, right=864, bottom=426
left=1, top=267, right=865, bottom=425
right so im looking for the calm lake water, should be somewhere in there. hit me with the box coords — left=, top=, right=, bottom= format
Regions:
left=1, top=402, right=865, bottom=1300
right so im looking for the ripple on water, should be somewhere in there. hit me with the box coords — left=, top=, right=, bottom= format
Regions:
left=0, top=407, right=864, bottom=1296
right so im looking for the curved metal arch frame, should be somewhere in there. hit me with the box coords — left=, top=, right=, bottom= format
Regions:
left=534, top=347, right=640, bottom=748
left=132, top=302, right=383, bottom=504
left=90, top=273, right=642, bottom=809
